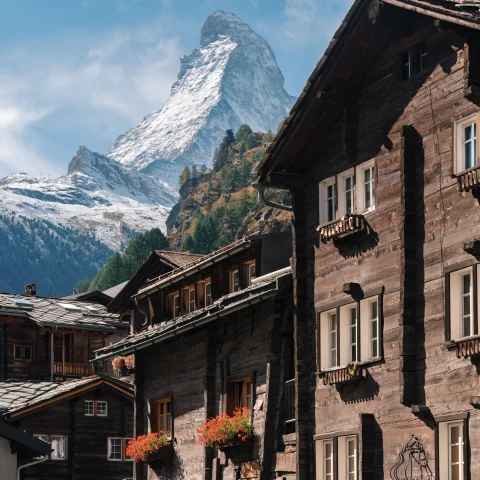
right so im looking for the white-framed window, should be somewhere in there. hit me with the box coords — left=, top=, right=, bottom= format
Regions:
left=328, top=311, right=337, bottom=368
left=357, top=161, right=375, bottom=214
left=51, top=436, right=67, bottom=460
left=205, top=282, right=212, bottom=307
left=188, top=288, right=196, bottom=313
left=84, top=400, right=94, bottom=416
left=230, top=269, right=240, bottom=293
left=97, top=401, right=108, bottom=417
left=318, top=295, right=382, bottom=372
left=337, top=169, right=355, bottom=217
left=245, top=262, right=256, bottom=286
left=448, top=265, right=479, bottom=341
left=319, top=177, right=337, bottom=225
left=455, top=114, right=478, bottom=173
left=315, top=435, right=357, bottom=480
left=34, top=434, right=67, bottom=461
left=108, top=437, right=123, bottom=461
left=438, top=419, right=466, bottom=480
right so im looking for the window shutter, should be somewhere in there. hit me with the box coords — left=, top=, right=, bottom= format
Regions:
left=150, top=401, right=158, bottom=433
left=360, top=413, right=377, bottom=475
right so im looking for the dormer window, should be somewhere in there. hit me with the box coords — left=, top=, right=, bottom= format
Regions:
left=245, top=262, right=256, bottom=286
left=167, top=292, right=180, bottom=319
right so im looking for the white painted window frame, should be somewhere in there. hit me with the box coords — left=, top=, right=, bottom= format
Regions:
left=357, top=160, right=375, bottom=214
left=108, top=437, right=123, bottom=462
left=455, top=113, right=479, bottom=173
left=319, top=176, right=337, bottom=225
left=449, top=266, right=477, bottom=341
left=84, top=400, right=94, bottom=416
left=97, top=400, right=108, bottom=417
left=337, top=169, right=355, bottom=217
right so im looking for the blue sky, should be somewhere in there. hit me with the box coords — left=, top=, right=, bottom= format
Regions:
left=0, top=0, right=352, bottom=177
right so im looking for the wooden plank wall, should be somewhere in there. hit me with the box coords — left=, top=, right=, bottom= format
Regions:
left=295, top=14, right=480, bottom=477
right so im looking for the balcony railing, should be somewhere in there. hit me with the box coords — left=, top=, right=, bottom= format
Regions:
left=317, top=215, right=367, bottom=241
left=319, top=363, right=364, bottom=386
left=455, top=337, right=480, bottom=358
left=455, top=165, right=480, bottom=192
left=35, top=362, right=94, bottom=377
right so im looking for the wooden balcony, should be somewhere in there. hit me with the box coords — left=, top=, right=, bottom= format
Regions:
left=35, top=362, right=94, bottom=377
left=455, top=166, right=480, bottom=192
left=317, top=215, right=367, bottom=241
left=319, top=363, right=364, bottom=386
left=455, top=337, right=480, bottom=358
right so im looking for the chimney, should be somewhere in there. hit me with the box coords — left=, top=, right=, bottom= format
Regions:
left=24, top=283, right=37, bottom=297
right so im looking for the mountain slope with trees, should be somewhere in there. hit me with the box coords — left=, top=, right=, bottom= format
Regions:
left=167, top=125, right=292, bottom=253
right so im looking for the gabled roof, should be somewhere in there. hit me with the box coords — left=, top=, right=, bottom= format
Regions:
left=107, top=250, right=204, bottom=313
left=102, top=280, right=129, bottom=299
left=135, top=234, right=260, bottom=299
left=2, top=375, right=133, bottom=420
left=94, top=267, right=292, bottom=361
left=0, top=294, right=122, bottom=332
left=256, top=0, right=480, bottom=180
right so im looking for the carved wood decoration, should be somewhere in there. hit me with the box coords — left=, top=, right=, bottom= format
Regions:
left=455, top=165, right=480, bottom=192
left=317, top=215, right=367, bottom=241
left=455, top=336, right=480, bottom=358
left=320, top=363, right=364, bottom=386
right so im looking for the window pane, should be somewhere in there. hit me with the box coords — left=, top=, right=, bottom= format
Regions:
left=463, top=273, right=471, bottom=294
left=24, top=346, right=32, bottom=360
left=51, top=436, right=66, bottom=459
left=14, top=345, right=22, bottom=358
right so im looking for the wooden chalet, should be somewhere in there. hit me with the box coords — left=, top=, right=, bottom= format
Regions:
left=94, top=233, right=296, bottom=480
left=107, top=250, right=204, bottom=332
left=255, top=0, right=480, bottom=478
left=0, top=288, right=128, bottom=381
left=1, top=375, right=134, bottom=480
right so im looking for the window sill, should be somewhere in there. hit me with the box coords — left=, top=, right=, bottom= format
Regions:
left=316, top=214, right=368, bottom=241
left=452, top=165, right=480, bottom=192
left=317, top=359, right=382, bottom=386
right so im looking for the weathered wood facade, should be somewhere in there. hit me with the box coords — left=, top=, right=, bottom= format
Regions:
left=256, top=0, right=480, bottom=478
left=2, top=376, right=134, bottom=480
left=0, top=292, right=127, bottom=381
left=95, top=233, right=296, bottom=480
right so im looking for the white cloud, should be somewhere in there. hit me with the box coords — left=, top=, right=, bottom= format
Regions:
left=282, top=0, right=352, bottom=44
left=0, top=21, right=182, bottom=177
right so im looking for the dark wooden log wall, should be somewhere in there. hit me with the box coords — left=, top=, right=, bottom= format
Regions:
left=141, top=298, right=290, bottom=480
left=17, top=388, right=133, bottom=480
left=293, top=14, right=480, bottom=478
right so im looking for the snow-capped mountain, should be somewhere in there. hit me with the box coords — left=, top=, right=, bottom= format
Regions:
left=0, top=147, right=176, bottom=250
left=108, top=10, right=295, bottom=186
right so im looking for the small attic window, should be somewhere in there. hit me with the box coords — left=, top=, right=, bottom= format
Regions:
left=57, top=303, right=84, bottom=313
left=8, top=298, right=33, bottom=309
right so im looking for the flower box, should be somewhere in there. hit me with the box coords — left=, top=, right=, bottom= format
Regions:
left=126, top=433, right=172, bottom=466
left=197, top=408, right=253, bottom=450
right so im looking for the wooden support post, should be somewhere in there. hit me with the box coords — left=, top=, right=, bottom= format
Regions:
left=50, top=331, right=54, bottom=381
left=133, top=351, right=145, bottom=480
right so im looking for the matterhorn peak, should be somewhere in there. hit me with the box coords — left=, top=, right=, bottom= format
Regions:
left=107, top=11, right=295, bottom=189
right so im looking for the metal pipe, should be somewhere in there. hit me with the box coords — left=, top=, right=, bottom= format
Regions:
left=251, top=266, right=292, bottom=285
left=17, top=454, right=48, bottom=480
left=50, top=330, right=54, bottom=381
left=252, top=182, right=292, bottom=212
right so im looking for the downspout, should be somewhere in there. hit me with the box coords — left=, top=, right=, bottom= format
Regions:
left=17, top=456, right=48, bottom=480
left=252, top=182, right=292, bottom=212
left=50, top=329, right=55, bottom=382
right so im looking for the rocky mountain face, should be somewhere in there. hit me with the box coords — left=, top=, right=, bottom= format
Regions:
left=0, top=10, right=295, bottom=295
left=108, top=10, right=295, bottom=187
left=0, top=147, right=175, bottom=251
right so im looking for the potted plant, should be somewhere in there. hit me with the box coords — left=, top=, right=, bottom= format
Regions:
left=124, top=355, right=135, bottom=374
left=126, top=432, right=172, bottom=467
left=197, top=407, right=253, bottom=451
left=112, top=356, right=126, bottom=377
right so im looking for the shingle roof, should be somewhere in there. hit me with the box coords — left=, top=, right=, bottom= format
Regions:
left=136, top=234, right=260, bottom=298
left=102, top=281, right=129, bottom=299
left=155, top=251, right=204, bottom=267
left=1, top=375, right=133, bottom=417
left=95, top=267, right=292, bottom=361
left=0, top=294, right=122, bottom=332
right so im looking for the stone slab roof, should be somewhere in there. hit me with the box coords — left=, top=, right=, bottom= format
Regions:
left=155, top=250, right=204, bottom=267
left=0, top=294, right=122, bottom=332
left=1, top=375, right=133, bottom=417
left=102, top=280, right=130, bottom=299
left=95, top=267, right=292, bottom=361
